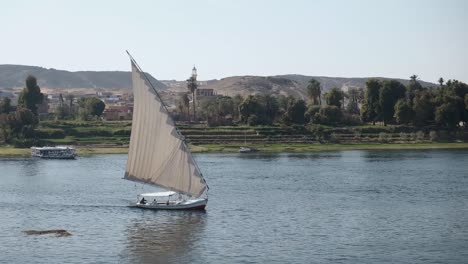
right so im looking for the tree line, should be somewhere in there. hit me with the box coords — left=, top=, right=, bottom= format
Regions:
left=175, top=75, right=468, bottom=129
left=361, top=76, right=468, bottom=128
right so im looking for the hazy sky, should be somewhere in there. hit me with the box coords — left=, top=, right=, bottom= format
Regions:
left=1, top=0, right=467, bottom=82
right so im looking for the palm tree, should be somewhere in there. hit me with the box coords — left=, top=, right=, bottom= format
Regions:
left=259, top=94, right=279, bottom=124
left=438, top=77, right=444, bottom=87
left=306, top=79, right=321, bottom=105
left=187, top=76, right=197, bottom=120
left=346, top=88, right=360, bottom=114
left=176, top=93, right=190, bottom=121
left=182, top=93, right=190, bottom=120
left=65, top=94, right=75, bottom=115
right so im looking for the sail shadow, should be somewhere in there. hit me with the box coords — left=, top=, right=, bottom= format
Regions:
left=121, top=211, right=207, bottom=263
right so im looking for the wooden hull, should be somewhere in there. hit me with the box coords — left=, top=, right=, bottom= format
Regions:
left=135, top=198, right=207, bottom=210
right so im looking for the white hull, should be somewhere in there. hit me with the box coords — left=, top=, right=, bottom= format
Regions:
left=32, top=155, right=76, bottom=159
left=31, top=146, right=76, bottom=159
left=135, top=198, right=207, bottom=210
left=239, top=147, right=258, bottom=153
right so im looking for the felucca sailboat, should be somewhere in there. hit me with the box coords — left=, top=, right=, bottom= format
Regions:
left=124, top=52, right=208, bottom=210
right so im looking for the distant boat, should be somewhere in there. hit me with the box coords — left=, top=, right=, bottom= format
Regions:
left=239, top=131, right=259, bottom=153
left=239, top=146, right=259, bottom=153
left=124, top=52, right=209, bottom=210
left=31, top=146, right=76, bottom=159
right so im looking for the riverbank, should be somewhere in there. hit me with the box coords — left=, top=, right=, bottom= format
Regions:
left=1, top=142, right=468, bottom=157
left=0, top=146, right=129, bottom=157
left=191, top=142, right=468, bottom=153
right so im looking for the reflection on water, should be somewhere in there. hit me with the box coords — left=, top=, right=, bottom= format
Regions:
left=233, top=152, right=281, bottom=161
left=123, top=211, right=207, bottom=263
left=17, top=158, right=40, bottom=177
left=286, top=152, right=342, bottom=159
left=361, top=150, right=436, bottom=162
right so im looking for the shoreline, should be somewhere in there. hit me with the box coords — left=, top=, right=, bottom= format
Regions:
left=1, top=142, right=468, bottom=157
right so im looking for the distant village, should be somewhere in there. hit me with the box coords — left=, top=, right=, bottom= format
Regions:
left=46, top=91, right=135, bottom=121
left=0, top=76, right=218, bottom=122
left=0, top=67, right=231, bottom=135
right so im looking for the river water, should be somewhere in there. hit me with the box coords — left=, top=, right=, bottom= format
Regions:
left=0, top=150, right=467, bottom=263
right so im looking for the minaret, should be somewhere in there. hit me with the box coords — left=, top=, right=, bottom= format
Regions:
left=187, top=65, right=198, bottom=121
left=192, top=65, right=198, bottom=109
left=192, top=65, right=197, bottom=80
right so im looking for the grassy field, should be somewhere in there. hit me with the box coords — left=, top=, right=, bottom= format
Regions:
left=0, top=146, right=31, bottom=157
left=2, top=142, right=468, bottom=157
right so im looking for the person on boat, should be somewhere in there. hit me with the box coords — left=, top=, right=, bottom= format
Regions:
left=140, top=197, right=146, bottom=204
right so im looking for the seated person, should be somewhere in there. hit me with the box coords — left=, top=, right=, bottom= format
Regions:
left=140, top=197, right=147, bottom=204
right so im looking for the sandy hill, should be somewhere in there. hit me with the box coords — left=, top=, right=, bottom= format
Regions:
left=0, top=65, right=437, bottom=101
left=162, top=75, right=437, bottom=100
left=0, top=64, right=166, bottom=91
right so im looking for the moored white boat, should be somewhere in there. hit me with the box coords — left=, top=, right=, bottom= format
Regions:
left=239, top=146, right=258, bottom=153
left=239, top=131, right=259, bottom=153
left=31, top=146, right=76, bottom=159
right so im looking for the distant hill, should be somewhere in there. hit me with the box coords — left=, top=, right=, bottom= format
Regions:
left=0, top=65, right=437, bottom=101
left=0, top=64, right=166, bottom=90
left=162, top=75, right=437, bottom=100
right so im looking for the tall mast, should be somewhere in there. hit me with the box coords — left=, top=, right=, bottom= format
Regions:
left=124, top=51, right=209, bottom=195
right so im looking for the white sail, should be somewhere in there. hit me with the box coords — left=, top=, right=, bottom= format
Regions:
left=125, top=60, right=207, bottom=197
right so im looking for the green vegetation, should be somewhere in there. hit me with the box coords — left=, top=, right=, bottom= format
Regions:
left=178, top=76, right=468, bottom=132
left=17, top=75, right=44, bottom=115
left=1, top=74, right=468, bottom=155
left=76, top=97, right=106, bottom=120
left=325, top=87, right=344, bottom=108
left=306, top=79, right=322, bottom=105
left=0, top=97, right=12, bottom=113
left=0, top=146, right=30, bottom=156
left=0, top=75, right=106, bottom=146
left=34, top=120, right=131, bottom=145
left=0, top=76, right=43, bottom=146
left=20, top=119, right=468, bottom=149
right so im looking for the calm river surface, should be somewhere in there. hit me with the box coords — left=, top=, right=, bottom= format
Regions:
left=0, top=150, right=467, bottom=263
